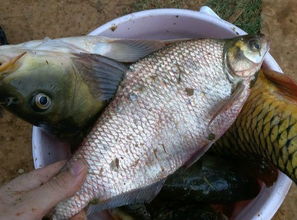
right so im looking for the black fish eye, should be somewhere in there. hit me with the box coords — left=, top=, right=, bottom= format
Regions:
left=249, top=39, right=261, bottom=51
left=39, top=96, right=47, bottom=105
left=32, top=93, right=51, bottom=111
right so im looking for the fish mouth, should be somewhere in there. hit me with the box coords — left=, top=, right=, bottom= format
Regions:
left=0, top=52, right=26, bottom=79
left=0, top=96, right=19, bottom=107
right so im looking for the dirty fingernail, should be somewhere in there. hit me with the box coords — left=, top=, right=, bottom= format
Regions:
left=70, top=160, right=85, bottom=176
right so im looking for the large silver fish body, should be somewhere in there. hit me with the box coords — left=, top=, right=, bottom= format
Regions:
left=54, top=36, right=268, bottom=219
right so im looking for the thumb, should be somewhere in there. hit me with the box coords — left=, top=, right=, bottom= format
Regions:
left=24, top=160, right=88, bottom=218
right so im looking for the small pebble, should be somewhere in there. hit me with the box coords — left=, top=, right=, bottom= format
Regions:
left=18, top=169, right=24, bottom=174
left=5, top=136, right=14, bottom=141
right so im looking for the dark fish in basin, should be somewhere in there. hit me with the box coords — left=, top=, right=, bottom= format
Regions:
left=159, top=154, right=261, bottom=204
left=0, top=36, right=174, bottom=138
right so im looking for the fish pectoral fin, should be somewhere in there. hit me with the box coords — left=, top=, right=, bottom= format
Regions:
left=0, top=52, right=26, bottom=75
left=182, top=82, right=247, bottom=170
left=208, top=81, right=245, bottom=128
left=183, top=142, right=213, bottom=169
left=86, top=179, right=166, bottom=217
left=100, top=38, right=186, bottom=62
left=73, top=53, right=128, bottom=101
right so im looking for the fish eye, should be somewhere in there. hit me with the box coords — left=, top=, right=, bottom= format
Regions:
left=248, top=39, right=261, bottom=51
left=32, top=93, right=51, bottom=111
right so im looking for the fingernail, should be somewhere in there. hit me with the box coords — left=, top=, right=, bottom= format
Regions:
left=70, top=160, right=85, bottom=176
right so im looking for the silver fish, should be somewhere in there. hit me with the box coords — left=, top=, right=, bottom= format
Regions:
left=53, top=35, right=269, bottom=219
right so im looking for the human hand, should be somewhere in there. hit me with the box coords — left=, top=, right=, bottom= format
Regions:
left=0, top=160, right=88, bottom=220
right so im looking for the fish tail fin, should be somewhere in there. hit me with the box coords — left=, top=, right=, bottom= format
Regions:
left=87, top=180, right=165, bottom=217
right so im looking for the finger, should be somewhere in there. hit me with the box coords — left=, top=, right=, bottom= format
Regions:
left=0, top=160, right=66, bottom=195
left=70, top=210, right=87, bottom=220
left=22, top=160, right=87, bottom=218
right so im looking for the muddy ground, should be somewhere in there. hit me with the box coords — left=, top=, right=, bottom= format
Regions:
left=0, top=0, right=296, bottom=219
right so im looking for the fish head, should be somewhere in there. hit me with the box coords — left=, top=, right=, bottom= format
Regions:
left=225, top=34, right=269, bottom=78
left=0, top=48, right=100, bottom=134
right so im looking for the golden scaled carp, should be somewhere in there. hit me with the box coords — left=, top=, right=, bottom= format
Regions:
left=0, top=36, right=176, bottom=136
left=213, top=69, right=297, bottom=184
left=52, top=35, right=268, bottom=219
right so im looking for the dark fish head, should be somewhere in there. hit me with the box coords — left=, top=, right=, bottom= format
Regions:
left=225, top=34, right=269, bottom=78
left=0, top=49, right=103, bottom=135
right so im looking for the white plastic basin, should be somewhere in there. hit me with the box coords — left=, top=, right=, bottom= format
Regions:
left=32, top=6, right=292, bottom=220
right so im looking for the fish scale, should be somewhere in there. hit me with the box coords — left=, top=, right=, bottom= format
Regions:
left=213, top=71, right=297, bottom=183
left=53, top=37, right=266, bottom=219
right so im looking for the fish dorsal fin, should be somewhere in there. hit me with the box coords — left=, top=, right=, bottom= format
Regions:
left=263, top=68, right=297, bottom=101
left=72, top=53, right=128, bottom=101
left=87, top=180, right=165, bottom=217
left=95, top=39, right=180, bottom=63
left=29, top=36, right=185, bottom=62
